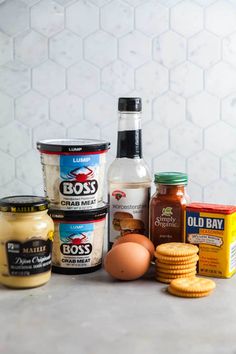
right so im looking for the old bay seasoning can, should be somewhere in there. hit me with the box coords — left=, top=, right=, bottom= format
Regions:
left=149, top=172, right=189, bottom=248
left=185, top=203, right=236, bottom=278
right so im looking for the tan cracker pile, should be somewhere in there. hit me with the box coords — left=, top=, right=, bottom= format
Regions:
left=154, top=242, right=199, bottom=284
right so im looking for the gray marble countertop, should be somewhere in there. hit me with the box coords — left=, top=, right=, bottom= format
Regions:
left=0, top=267, right=235, bottom=354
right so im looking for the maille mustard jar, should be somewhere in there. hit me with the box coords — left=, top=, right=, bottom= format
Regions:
left=0, top=196, right=54, bottom=289
left=150, top=172, right=189, bottom=248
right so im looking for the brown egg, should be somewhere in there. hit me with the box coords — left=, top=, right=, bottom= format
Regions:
left=104, top=242, right=151, bottom=281
left=113, top=233, right=155, bottom=259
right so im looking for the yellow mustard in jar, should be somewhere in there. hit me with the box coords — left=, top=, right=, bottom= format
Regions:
left=0, top=196, right=54, bottom=289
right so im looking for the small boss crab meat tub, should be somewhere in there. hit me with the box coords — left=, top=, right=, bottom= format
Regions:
left=49, top=204, right=107, bottom=274
left=37, top=139, right=110, bottom=210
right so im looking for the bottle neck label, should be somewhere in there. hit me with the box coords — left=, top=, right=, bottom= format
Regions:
left=116, top=130, right=142, bottom=158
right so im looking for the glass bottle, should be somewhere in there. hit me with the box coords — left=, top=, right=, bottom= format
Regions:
left=150, top=172, right=189, bottom=248
left=107, top=97, right=151, bottom=250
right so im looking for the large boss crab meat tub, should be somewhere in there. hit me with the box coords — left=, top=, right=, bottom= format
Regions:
left=37, top=139, right=110, bottom=211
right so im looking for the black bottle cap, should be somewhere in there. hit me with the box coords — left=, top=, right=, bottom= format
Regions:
left=118, top=97, right=142, bottom=112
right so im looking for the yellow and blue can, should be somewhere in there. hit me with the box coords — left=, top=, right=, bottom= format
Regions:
left=185, top=203, right=236, bottom=278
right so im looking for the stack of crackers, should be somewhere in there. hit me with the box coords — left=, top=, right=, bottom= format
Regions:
left=154, top=243, right=199, bottom=283
left=154, top=242, right=216, bottom=298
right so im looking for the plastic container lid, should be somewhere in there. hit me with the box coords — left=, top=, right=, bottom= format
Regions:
left=187, top=203, right=236, bottom=215
left=154, top=172, right=188, bottom=185
left=0, top=196, right=49, bottom=213
left=37, top=139, right=110, bottom=154
left=49, top=203, right=108, bottom=222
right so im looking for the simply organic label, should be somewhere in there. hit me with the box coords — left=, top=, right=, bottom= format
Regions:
left=155, top=207, right=178, bottom=228
left=151, top=203, right=183, bottom=244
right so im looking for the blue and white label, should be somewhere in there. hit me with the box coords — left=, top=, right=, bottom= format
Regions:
left=41, top=150, right=107, bottom=210
left=52, top=220, right=105, bottom=268
left=60, top=155, right=99, bottom=178
left=45, top=153, right=105, bottom=210
left=60, top=155, right=98, bottom=198
left=186, top=211, right=224, bottom=233
left=186, top=211, right=224, bottom=247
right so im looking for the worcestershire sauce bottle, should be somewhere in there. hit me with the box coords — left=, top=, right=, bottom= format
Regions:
left=107, top=97, right=151, bottom=250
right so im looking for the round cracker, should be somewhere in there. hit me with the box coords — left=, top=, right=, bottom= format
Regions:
left=154, top=253, right=199, bottom=264
left=156, top=271, right=196, bottom=279
left=156, top=266, right=196, bottom=275
left=155, top=276, right=172, bottom=283
left=170, top=277, right=216, bottom=293
left=168, top=285, right=212, bottom=298
left=156, top=242, right=199, bottom=257
left=155, top=273, right=196, bottom=284
left=156, top=260, right=197, bottom=270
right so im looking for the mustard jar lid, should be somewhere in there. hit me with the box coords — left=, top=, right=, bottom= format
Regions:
left=0, top=195, right=49, bottom=213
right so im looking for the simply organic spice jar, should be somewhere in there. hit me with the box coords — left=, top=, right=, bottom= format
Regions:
left=0, top=196, right=54, bottom=289
left=149, top=172, right=189, bottom=248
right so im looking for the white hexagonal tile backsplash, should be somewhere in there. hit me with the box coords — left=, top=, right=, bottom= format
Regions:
left=0, top=32, right=13, bottom=65
left=49, top=29, right=82, bottom=67
left=135, top=1, right=169, bottom=37
left=0, top=0, right=29, bottom=36
left=31, top=0, right=64, bottom=37
left=15, top=30, right=48, bottom=67
left=101, top=0, right=133, bottom=38
left=0, top=0, right=236, bottom=204
left=170, top=1, right=203, bottom=38
left=153, top=31, right=186, bottom=69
